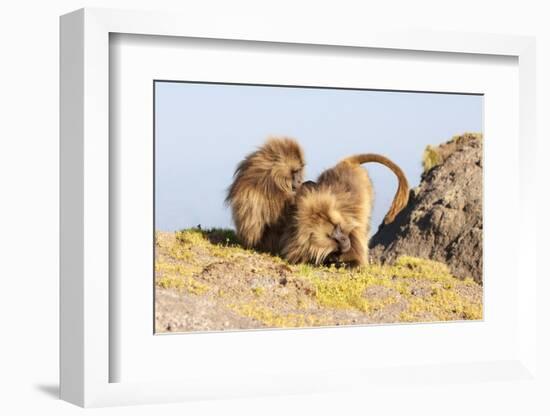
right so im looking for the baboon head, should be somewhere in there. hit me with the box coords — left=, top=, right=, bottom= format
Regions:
left=284, top=186, right=354, bottom=265
left=261, top=138, right=305, bottom=196
left=230, top=137, right=305, bottom=201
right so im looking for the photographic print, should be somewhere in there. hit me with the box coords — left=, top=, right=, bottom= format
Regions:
left=154, top=81, right=483, bottom=333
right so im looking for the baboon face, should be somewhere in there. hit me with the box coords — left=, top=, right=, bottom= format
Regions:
left=291, top=167, right=304, bottom=192
left=308, top=219, right=352, bottom=264
left=270, top=151, right=304, bottom=195
left=309, top=217, right=351, bottom=264
left=294, top=191, right=353, bottom=265
left=329, top=224, right=351, bottom=253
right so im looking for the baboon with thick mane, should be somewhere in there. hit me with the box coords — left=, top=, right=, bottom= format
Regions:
left=226, top=137, right=305, bottom=253
left=281, top=154, right=409, bottom=267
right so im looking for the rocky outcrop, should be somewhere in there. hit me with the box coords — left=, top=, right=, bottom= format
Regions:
left=369, top=133, right=483, bottom=284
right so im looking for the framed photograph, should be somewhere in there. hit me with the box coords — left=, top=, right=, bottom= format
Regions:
left=60, top=8, right=539, bottom=408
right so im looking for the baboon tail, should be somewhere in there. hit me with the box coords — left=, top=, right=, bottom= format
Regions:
left=342, top=154, right=410, bottom=224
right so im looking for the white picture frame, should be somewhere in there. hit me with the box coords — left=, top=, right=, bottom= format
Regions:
left=60, top=7, right=539, bottom=408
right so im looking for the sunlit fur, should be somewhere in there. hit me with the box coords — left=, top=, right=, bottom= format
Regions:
left=282, top=154, right=409, bottom=267
left=226, top=137, right=305, bottom=253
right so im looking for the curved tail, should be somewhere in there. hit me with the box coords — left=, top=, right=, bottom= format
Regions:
left=342, top=154, right=409, bottom=224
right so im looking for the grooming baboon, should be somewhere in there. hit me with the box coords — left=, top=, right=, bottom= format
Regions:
left=226, top=137, right=305, bottom=253
left=281, top=154, right=409, bottom=267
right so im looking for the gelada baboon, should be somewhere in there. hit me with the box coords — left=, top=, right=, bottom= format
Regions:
left=281, top=154, right=409, bottom=267
left=226, top=137, right=305, bottom=252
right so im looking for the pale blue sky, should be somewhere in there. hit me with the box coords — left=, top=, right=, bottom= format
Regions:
left=155, top=82, right=482, bottom=234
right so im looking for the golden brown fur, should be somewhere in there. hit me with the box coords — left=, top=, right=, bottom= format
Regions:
left=281, top=154, right=409, bottom=266
left=226, top=137, right=305, bottom=252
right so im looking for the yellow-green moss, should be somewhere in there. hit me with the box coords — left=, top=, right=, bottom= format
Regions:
left=289, top=256, right=477, bottom=319
left=157, top=275, right=209, bottom=295
left=155, top=261, right=202, bottom=279
left=399, top=287, right=482, bottom=322
left=305, top=267, right=400, bottom=313
left=251, top=287, right=266, bottom=297
left=422, top=132, right=483, bottom=174
left=174, top=227, right=254, bottom=261
left=393, top=256, right=452, bottom=277
left=294, top=263, right=318, bottom=279
left=422, top=145, right=441, bottom=173
left=450, top=132, right=482, bottom=144
left=208, top=243, right=252, bottom=259
left=231, top=302, right=328, bottom=328
left=175, top=227, right=240, bottom=248
left=175, top=228, right=208, bottom=246
left=168, top=244, right=195, bottom=262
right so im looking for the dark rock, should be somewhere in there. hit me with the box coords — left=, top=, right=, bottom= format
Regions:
left=369, top=133, right=483, bottom=284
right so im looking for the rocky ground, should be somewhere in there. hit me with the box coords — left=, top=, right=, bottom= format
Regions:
left=155, top=228, right=482, bottom=333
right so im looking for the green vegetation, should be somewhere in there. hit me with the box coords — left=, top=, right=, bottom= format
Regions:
left=157, top=275, right=210, bottom=295
left=231, top=302, right=329, bottom=328
left=176, top=227, right=239, bottom=246
left=422, top=132, right=482, bottom=174
left=422, top=145, right=441, bottom=173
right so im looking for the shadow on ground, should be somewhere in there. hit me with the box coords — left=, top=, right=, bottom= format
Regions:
left=34, top=383, right=59, bottom=399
